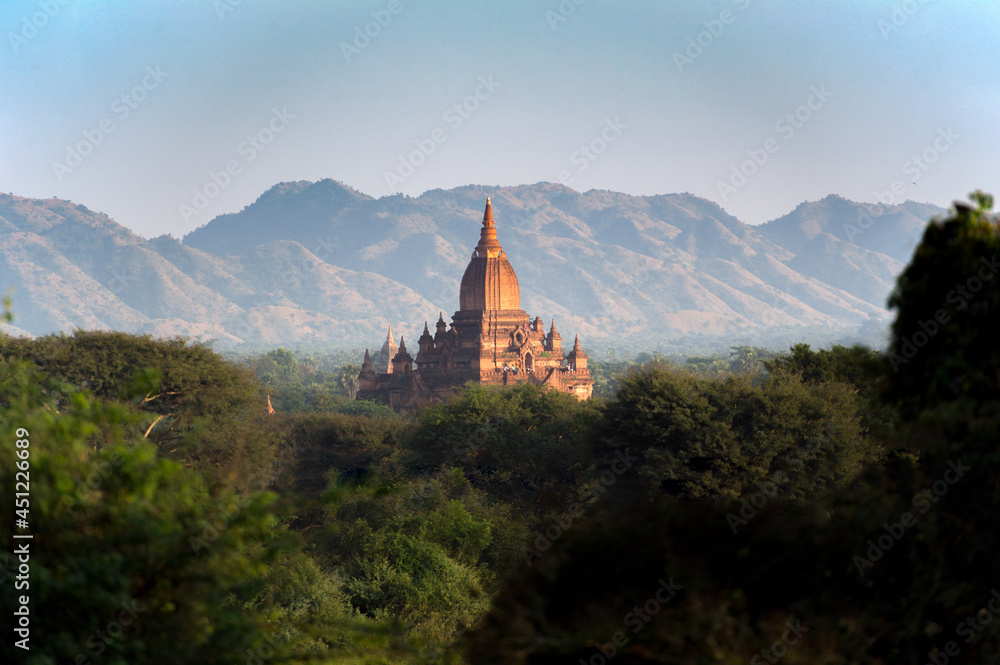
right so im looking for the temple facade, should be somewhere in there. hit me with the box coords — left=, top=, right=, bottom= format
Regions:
left=357, top=198, right=594, bottom=410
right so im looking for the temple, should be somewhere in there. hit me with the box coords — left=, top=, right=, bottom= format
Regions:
left=357, top=198, right=594, bottom=410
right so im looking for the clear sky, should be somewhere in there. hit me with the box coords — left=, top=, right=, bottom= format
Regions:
left=2, top=0, right=997, bottom=238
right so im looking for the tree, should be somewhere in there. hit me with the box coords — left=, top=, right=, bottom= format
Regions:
left=0, top=331, right=278, bottom=486
left=405, top=383, right=600, bottom=515
left=0, top=358, right=281, bottom=664
left=728, top=345, right=780, bottom=375
left=886, top=190, right=1000, bottom=411
left=598, top=364, right=880, bottom=504
left=336, top=363, right=362, bottom=400
left=264, top=347, right=301, bottom=385
left=765, top=343, right=898, bottom=439
left=0, top=357, right=433, bottom=665
left=318, top=470, right=526, bottom=645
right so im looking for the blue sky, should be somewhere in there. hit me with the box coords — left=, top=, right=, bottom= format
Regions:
left=1, top=0, right=997, bottom=238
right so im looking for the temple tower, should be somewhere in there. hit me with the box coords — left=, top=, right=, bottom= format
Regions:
left=377, top=325, right=397, bottom=373
left=357, top=198, right=593, bottom=408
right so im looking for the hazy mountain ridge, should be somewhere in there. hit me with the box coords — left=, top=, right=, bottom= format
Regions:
left=0, top=185, right=945, bottom=348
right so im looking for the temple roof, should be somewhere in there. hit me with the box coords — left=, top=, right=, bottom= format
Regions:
left=459, top=199, right=521, bottom=311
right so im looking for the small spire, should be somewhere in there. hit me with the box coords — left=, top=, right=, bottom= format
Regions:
left=266, top=394, right=275, bottom=415
left=573, top=334, right=582, bottom=350
left=363, top=348, right=371, bottom=363
left=483, top=198, right=494, bottom=228
left=423, top=322, right=430, bottom=334
left=385, top=324, right=393, bottom=343
left=438, top=311, right=445, bottom=323
left=398, top=336, right=407, bottom=353
left=474, top=198, right=502, bottom=257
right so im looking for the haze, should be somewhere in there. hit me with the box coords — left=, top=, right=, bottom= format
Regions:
left=1, top=0, right=997, bottom=238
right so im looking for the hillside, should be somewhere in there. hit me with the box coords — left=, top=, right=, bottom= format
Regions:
left=0, top=184, right=946, bottom=349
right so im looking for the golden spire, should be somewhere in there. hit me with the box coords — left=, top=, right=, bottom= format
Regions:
left=483, top=197, right=495, bottom=228
left=474, top=198, right=502, bottom=258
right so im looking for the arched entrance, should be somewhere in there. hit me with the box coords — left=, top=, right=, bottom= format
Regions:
left=524, top=352, right=533, bottom=373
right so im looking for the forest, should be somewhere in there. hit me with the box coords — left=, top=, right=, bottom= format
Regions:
left=1, top=192, right=999, bottom=664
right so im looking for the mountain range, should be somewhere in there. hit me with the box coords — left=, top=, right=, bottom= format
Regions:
left=0, top=181, right=946, bottom=353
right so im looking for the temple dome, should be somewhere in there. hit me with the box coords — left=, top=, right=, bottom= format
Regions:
left=459, top=198, right=521, bottom=311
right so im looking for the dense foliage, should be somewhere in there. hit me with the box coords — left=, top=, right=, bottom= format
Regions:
left=0, top=331, right=279, bottom=486
left=887, top=190, right=1000, bottom=411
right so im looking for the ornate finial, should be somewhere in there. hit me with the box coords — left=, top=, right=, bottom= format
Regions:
left=474, top=198, right=501, bottom=256
left=483, top=198, right=495, bottom=228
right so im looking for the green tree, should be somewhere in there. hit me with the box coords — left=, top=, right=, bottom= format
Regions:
left=336, top=362, right=362, bottom=400
left=319, top=470, right=526, bottom=644
left=728, top=345, right=780, bottom=375
left=886, top=190, right=1000, bottom=411
left=0, top=331, right=278, bottom=485
left=0, top=358, right=281, bottom=664
left=0, top=358, right=433, bottom=665
left=599, top=364, right=880, bottom=503
left=682, top=354, right=729, bottom=378
left=406, top=383, right=600, bottom=515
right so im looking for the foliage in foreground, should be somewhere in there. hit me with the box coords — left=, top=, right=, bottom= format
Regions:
left=0, top=359, right=418, bottom=665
